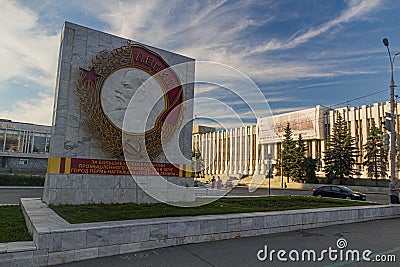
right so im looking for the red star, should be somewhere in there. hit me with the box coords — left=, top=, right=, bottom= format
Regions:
left=82, top=67, right=100, bottom=84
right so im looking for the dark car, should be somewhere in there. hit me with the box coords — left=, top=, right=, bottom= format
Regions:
left=312, top=186, right=366, bottom=201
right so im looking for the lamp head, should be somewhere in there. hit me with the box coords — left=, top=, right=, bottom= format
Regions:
left=383, top=38, right=389, bottom=47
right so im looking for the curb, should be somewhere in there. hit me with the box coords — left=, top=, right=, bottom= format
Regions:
left=0, top=187, right=44, bottom=189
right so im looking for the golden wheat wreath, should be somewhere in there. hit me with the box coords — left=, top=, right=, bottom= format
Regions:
left=76, top=43, right=184, bottom=161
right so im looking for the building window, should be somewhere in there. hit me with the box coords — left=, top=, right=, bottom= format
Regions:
left=33, top=134, right=46, bottom=154
left=19, top=159, right=28, bottom=165
left=5, top=130, right=20, bottom=152
left=0, top=130, right=4, bottom=152
left=325, top=124, right=330, bottom=139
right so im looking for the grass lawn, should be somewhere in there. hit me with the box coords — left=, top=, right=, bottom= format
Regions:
left=0, top=205, right=31, bottom=243
left=50, top=196, right=376, bottom=224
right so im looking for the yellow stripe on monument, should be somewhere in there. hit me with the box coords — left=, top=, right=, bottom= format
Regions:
left=185, top=164, right=192, bottom=177
left=48, top=157, right=61, bottom=174
left=179, top=164, right=183, bottom=177
left=64, top=158, right=71, bottom=174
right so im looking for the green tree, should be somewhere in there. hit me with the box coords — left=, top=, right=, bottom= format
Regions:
left=324, top=113, right=360, bottom=184
left=291, top=134, right=307, bottom=182
left=363, top=120, right=387, bottom=183
left=304, top=156, right=318, bottom=183
left=281, top=123, right=296, bottom=183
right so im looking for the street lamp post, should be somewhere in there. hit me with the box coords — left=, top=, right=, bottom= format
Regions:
left=280, top=146, right=284, bottom=188
left=265, top=154, right=273, bottom=196
left=382, top=38, right=400, bottom=180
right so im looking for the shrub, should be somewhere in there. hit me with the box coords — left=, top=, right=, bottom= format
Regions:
left=0, top=174, right=45, bottom=186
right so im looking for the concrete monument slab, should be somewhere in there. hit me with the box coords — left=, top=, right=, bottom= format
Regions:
left=43, top=22, right=195, bottom=205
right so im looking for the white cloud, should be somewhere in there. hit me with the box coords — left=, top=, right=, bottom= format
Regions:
left=249, top=0, right=383, bottom=54
left=0, top=0, right=386, bottom=126
left=297, top=81, right=344, bottom=89
left=0, top=0, right=59, bottom=86
left=0, top=92, right=53, bottom=125
left=86, top=0, right=384, bottom=83
left=0, top=1, right=60, bottom=124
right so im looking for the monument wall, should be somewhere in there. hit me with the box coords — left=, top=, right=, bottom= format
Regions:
left=43, top=22, right=195, bottom=205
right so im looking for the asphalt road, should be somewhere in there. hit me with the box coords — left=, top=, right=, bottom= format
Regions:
left=0, top=187, right=389, bottom=204
left=227, top=187, right=389, bottom=204
left=59, top=218, right=400, bottom=267
left=0, top=187, right=43, bottom=204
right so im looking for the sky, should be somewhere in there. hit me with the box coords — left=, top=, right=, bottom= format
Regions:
left=1, top=0, right=400, bottom=128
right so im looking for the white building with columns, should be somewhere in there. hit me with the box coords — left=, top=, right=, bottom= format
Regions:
left=192, top=102, right=400, bottom=179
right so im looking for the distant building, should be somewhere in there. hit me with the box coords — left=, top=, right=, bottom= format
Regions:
left=192, top=102, right=400, bottom=179
left=192, top=125, right=215, bottom=135
left=0, top=119, right=51, bottom=175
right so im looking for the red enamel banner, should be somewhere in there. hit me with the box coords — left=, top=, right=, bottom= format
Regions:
left=48, top=157, right=191, bottom=177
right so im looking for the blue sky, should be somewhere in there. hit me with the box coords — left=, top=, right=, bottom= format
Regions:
left=0, top=0, right=400, bottom=127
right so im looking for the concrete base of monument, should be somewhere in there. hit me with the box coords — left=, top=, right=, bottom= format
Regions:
left=42, top=174, right=195, bottom=205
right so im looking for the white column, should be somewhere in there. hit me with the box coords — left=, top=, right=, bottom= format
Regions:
left=219, top=131, right=225, bottom=174
left=225, top=131, right=229, bottom=174
left=271, top=143, right=275, bottom=164
left=215, top=132, right=220, bottom=174
left=219, top=131, right=223, bottom=174
left=200, top=135, right=204, bottom=175
left=202, top=134, right=206, bottom=174
left=239, top=127, right=243, bottom=174
left=196, top=134, right=199, bottom=153
left=260, top=144, right=265, bottom=174
left=254, top=125, right=260, bottom=174
left=205, top=133, right=210, bottom=174
left=22, top=131, right=26, bottom=153
left=273, top=142, right=278, bottom=162
left=320, top=140, right=325, bottom=170
left=234, top=128, right=238, bottom=174
left=243, top=127, right=249, bottom=175
left=192, top=135, right=195, bottom=154
left=215, top=131, right=221, bottom=174
left=267, top=144, right=271, bottom=159
left=208, top=133, right=212, bottom=175
left=208, top=133, right=212, bottom=174
left=249, top=126, right=253, bottom=175
left=200, top=134, right=204, bottom=161
left=17, top=130, right=21, bottom=152
left=220, top=131, right=224, bottom=174
left=24, top=131, right=28, bottom=153
left=312, top=140, right=317, bottom=159
left=229, top=129, right=233, bottom=174
left=25, top=131, right=29, bottom=153
left=211, top=132, right=216, bottom=174
left=30, top=132, right=34, bottom=153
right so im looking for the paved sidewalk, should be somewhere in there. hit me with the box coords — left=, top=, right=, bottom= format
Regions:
left=0, top=187, right=43, bottom=204
left=60, top=218, right=400, bottom=267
